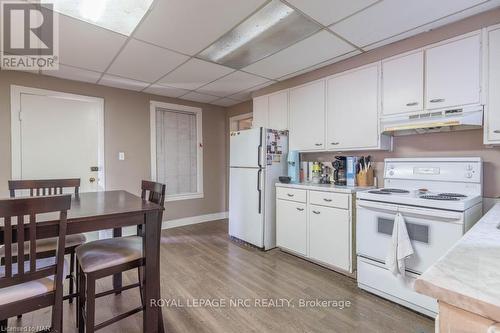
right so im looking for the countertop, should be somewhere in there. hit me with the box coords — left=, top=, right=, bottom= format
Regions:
left=414, top=203, right=500, bottom=321
left=275, top=182, right=374, bottom=194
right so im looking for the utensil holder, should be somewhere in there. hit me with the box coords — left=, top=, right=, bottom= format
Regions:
left=357, top=168, right=374, bottom=187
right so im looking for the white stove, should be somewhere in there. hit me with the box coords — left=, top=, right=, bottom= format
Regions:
left=356, top=157, right=483, bottom=318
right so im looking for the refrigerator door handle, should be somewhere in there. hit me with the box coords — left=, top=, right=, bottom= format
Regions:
left=258, top=144, right=263, bottom=168
left=257, top=169, right=262, bottom=214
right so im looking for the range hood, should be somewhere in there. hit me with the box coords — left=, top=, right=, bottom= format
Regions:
left=381, top=105, right=483, bottom=136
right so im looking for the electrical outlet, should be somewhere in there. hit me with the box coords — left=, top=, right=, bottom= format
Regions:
left=118, top=152, right=125, bottom=161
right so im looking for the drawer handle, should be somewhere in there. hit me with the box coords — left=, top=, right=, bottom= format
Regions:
left=406, top=102, right=418, bottom=106
left=323, top=198, right=333, bottom=202
left=312, top=210, right=321, bottom=214
left=296, top=207, right=304, bottom=211
left=315, top=143, right=323, bottom=146
left=494, top=130, right=500, bottom=134
left=330, top=142, right=339, bottom=145
left=287, top=193, right=295, bottom=197
left=429, top=98, right=445, bottom=103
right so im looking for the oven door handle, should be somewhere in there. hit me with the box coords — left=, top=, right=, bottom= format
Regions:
left=357, top=201, right=464, bottom=222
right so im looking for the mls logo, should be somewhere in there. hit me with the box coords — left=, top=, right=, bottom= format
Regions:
left=1, top=1, right=59, bottom=70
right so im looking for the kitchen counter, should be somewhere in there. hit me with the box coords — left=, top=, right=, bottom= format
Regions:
left=275, top=182, right=374, bottom=194
left=414, top=203, right=500, bottom=321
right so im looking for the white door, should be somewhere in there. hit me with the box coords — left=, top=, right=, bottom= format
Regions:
left=252, top=95, right=268, bottom=128
left=268, top=90, right=288, bottom=130
left=327, top=64, right=379, bottom=150
left=229, top=167, right=264, bottom=247
left=12, top=87, right=104, bottom=193
left=276, top=199, right=307, bottom=255
left=486, top=27, right=500, bottom=143
left=229, top=127, right=262, bottom=168
left=382, top=51, right=424, bottom=115
left=309, top=205, right=350, bottom=271
left=289, top=80, right=325, bottom=151
left=425, top=34, right=481, bottom=110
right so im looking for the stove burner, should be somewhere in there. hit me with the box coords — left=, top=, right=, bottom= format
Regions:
left=438, top=193, right=467, bottom=198
left=380, top=188, right=410, bottom=194
left=368, top=190, right=391, bottom=195
left=420, top=195, right=460, bottom=201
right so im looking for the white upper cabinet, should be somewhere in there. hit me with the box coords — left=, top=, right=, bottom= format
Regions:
left=268, top=90, right=288, bottom=130
left=485, top=26, right=500, bottom=144
left=252, top=95, right=268, bottom=128
left=327, top=64, right=380, bottom=150
left=289, top=80, right=326, bottom=151
left=425, top=34, right=481, bottom=110
left=382, top=51, right=424, bottom=116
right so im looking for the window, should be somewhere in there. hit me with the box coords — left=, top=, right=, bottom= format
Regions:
left=150, top=101, right=203, bottom=201
left=229, top=112, right=253, bottom=131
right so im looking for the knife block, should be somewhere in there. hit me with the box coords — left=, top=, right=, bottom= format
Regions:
left=357, top=168, right=374, bottom=187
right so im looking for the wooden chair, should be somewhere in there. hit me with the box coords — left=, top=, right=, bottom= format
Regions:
left=76, top=180, right=165, bottom=332
left=0, top=194, right=72, bottom=333
left=6, top=179, right=86, bottom=305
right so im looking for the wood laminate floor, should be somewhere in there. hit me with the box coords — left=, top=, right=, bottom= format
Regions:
left=7, top=220, right=434, bottom=333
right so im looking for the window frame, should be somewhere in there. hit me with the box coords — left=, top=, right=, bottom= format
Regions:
left=150, top=101, right=204, bottom=202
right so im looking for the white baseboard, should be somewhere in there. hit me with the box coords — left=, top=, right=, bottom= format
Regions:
left=161, top=211, right=228, bottom=229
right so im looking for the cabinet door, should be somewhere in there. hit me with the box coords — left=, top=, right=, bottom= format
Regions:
left=289, top=81, right=325, bottom=151
left=276, top=199, right=307, bottom=255
left=487, top=28, right=500, bottom=142
left=252, top=95, right=268, bottom=128
left=425, top=34, right=481, bottom=110
left=327, top=64, right=379, bottom=150
left=382, top=51, right=424, bottom=115
left=268, top=90, right=288, bottom=130
left=309, top=204, right=350, bottom=271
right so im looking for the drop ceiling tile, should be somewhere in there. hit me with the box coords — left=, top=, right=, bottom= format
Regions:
left=158, top=58, right=234, bottom=90
left=286, top=0, right=378, bottom=26
left=243, top=30, right=356, bottom=79
left=58, top=15, right=127, bottom=72
left=211, top=98, right=242, bottom=107
left=329, top=0, right=485, bottom=48
left=99, top=74, right=149, bottom=91
left=197, top=71, right=270, bottom=97
left=41, top=64, right=102, bottom=83
left=363, top=0, right=500, bottom=50
left=181, top=92, right=220, bottom=103
left=134, top=0, right=267, bottom=55
left=277, top=49, right=361, bottom=81
left=228, top=81, right=275, bottom=100
left=107, top=39, right=188, bottom=83
left=143, top=84, right=190, bottom=98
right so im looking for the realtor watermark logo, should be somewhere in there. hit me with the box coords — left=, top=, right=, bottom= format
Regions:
left=1, top=1, right=58, bottom=70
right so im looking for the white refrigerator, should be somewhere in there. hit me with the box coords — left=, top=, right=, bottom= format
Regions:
left=229, top=127, right=288, bottom=250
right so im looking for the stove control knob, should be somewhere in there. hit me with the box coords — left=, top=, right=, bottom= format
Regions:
left=388, top=170, right=395, bottom=176
left=465, top=172, right=473, bottom=178
left=466, top=164, right=474, bottom=171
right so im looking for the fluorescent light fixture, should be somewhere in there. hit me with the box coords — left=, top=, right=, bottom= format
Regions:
left=198, top=0, right=321, bottom=69
left=45, top=0, right=154, bottom=36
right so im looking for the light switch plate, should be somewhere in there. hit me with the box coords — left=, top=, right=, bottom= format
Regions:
left=119, top=152, right=125, bottom=160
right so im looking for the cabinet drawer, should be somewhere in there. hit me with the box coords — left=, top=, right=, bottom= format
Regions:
left=276, top=187, right=307, bottom=202
left=309, top=191, right=349, bottom=209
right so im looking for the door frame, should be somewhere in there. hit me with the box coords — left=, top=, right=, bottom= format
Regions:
left=10, top=85, right=106, bottom=190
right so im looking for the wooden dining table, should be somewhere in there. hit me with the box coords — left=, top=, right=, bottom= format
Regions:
left=0, top=190, right=165, bottom=333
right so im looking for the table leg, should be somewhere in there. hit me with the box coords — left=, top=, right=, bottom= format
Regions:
left=112, top=227, right=122, bottom=294
left=143, top=210, right=162, bottom=333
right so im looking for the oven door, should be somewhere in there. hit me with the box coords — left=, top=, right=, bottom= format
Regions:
left=356, top=200, right=464, bottom=274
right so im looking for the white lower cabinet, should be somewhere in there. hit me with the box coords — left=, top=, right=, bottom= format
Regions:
left=309, top=205, right=350, bottom=271
left=276, top=199, right=307, bottom=256
left=276, top=186, right=353, bottom=274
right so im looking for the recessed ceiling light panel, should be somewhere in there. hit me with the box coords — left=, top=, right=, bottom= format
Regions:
left=198, top=0, right=321, bottom=69
left=47, top=0, right=154, bottom=36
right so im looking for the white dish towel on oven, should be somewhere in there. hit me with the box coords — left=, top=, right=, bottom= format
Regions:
left=386, top=212, right=414, bottom=277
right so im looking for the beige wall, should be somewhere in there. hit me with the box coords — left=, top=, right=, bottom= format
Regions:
left=0, top=71, right=228, bottom=220
left=226, top=8, right=500, bottom=198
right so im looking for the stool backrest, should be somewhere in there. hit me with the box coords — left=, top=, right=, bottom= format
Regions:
left=9, top=178, right=80, bottom=197
left=0, top=195, right=71, bottom=290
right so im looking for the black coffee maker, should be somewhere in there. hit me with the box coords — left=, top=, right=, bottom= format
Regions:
left=332, top=156, right=347, bottom=186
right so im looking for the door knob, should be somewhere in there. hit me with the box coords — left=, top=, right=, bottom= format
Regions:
left=89, top=177, right=96, bottom=183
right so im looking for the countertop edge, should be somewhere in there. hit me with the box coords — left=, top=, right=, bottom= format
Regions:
left=275, top=182, right=374, bottom=193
